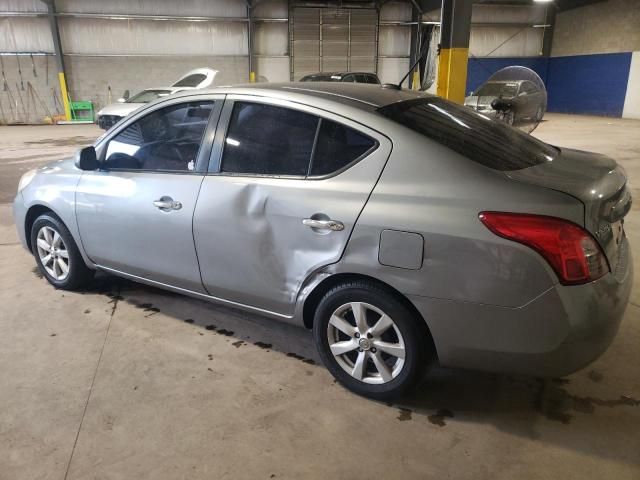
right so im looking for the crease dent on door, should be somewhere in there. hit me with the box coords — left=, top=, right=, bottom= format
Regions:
left=203, top=180, right=347, bottom=309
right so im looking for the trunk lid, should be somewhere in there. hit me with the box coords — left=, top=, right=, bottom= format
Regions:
left=506, top=147, right=631, bottom=267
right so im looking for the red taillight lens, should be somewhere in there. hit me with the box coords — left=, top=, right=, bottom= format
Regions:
left=479, top=212, right=609, bottom=285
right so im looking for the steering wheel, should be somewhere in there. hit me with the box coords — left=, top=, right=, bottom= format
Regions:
left=166, top=143, right=185, bottom=163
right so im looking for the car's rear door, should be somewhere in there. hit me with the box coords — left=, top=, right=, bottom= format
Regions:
left=192, top=96, right=391, bottom=316
left=76, top=95, right=223, bottom=292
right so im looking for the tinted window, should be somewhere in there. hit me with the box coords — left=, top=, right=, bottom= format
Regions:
left=221, top=102, right=318, bottom=176
left=105, top=101, right=214, bottom=171
left=355, top=74, right=367, bottom=83
left=476, top=82, right=518, bottom=98
left=366, top=75, right=380, bottom=84
left=127, top=89, right=172, bottom=103
left=300, top=74, right=338, bottom=82
left=378, top=97, right=557, bottom=171
left=310, top=120, right=376, bottom=176
left=342, top=74, right=356, bottom=83
left=172, top=73, right=207, bottom=87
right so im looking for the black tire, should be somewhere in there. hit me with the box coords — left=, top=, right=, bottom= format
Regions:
left=30, top=213, right=94, bottom=290
left=313, top=280, right=432, bottom=401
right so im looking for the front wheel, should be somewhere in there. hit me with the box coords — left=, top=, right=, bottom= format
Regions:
left=313, top=281, right=431, bottom=400
left=31, top=213, right=94, bottom=290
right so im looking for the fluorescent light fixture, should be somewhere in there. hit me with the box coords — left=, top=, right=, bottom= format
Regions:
left=533, top=0, right=554, bottom=3
left=226, top=138, right=240, bottom=147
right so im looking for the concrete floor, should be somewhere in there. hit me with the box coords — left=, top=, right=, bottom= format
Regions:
left=1, top=115, right=639, bottom=479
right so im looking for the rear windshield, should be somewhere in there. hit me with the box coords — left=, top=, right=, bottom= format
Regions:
left=377, top=97, right=557, bottom=171
left=173, top=73, right=207, bottom=87
left=300, top=74, right=341, bottom=82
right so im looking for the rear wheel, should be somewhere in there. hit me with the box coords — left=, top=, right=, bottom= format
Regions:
left=313, top=281, right=431, bottom=400
left=31, top=213, right=94, bottom=290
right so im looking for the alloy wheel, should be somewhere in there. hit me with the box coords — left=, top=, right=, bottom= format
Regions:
left=36, top=226, right=70, bottom=281
left=327, top=302, right=406, bottom=384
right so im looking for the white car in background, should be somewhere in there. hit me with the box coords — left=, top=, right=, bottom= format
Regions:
left=96, top=68, right=218, bottom=129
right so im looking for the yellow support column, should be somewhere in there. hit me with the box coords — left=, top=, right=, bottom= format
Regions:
left=436, top=0, right=472, bottom=104
left=412, top=70, right=421, bottom=90
left=58, top=72, right=72, bottom=121
left=436, top=47, right=469, bottom=103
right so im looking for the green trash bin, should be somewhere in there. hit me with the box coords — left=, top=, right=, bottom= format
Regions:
left=69, top=100, right=94, bottom=122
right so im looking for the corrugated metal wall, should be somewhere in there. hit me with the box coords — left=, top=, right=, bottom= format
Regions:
left=0, top=0, right=553, bottom=122
left=290, top=7, right=377, bottom=81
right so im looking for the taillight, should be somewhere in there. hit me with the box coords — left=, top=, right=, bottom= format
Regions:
left=479, top=212, right=609, bottom=285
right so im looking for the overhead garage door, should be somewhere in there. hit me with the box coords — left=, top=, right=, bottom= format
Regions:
left=291, top=7, right=378, bottom=81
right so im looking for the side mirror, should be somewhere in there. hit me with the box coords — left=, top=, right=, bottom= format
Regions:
left=122, top=89, right=130, bottom=100
left=75, top=146, right=98, bottom=171
left=491, top=98, right=514, bottom=112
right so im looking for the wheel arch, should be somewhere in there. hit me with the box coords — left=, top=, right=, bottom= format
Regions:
left=24, top=204, right=58, bottom=250
left=301, top=272, right=438, bottom=359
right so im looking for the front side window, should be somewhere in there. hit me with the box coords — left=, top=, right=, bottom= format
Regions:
left=521, top=82, right=538, bottom=95
left=105, top=101, right=214, bottom=171
left=172, top=73, right=207, bottom=88
left=310, top=120, right=376, bottom=176
left=221, top=102, right=319, bottom=176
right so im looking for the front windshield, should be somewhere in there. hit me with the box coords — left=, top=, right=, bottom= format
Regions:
left=475, top=82, right=519, bottom=98
left=127, top=89, right=172, bottom=103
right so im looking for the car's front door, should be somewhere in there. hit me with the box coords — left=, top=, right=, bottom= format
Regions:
left=76, top=96, right=222, bottom=292
left=193, top=97, right=391, bottom=316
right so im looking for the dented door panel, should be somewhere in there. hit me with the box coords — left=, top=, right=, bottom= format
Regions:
left=193, top=133, right=391, bottom=317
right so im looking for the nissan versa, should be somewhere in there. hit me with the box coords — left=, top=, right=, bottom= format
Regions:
left=14, top=83, right=633, bottom=400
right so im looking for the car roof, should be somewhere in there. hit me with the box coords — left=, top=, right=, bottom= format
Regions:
left=171, top=82, right=428, bottom=112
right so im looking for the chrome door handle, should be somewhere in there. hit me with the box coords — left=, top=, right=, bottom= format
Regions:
left=303, top=218, right=344, bottom=231
left=153, top=197, right=182, bottom=211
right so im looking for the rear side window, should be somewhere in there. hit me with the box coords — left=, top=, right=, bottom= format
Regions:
left=310, top=120, right=376, bottom=176
left=221, top=102, right=318, bottom=176
left=173, top=73, right=207, bottom=87
left=378, top=97, right=557, bottom=171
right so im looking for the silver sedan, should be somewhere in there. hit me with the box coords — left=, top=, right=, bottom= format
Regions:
left=13, top=83, right=633, bottom=400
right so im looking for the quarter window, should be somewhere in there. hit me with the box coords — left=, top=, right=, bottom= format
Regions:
left=105, top=101, right=214, bottom=171
left=310, top=120, right=376, bottom=176
left=221, top=102, right=319, bottom=176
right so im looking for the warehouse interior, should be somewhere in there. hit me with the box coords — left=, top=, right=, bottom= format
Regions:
left=1, top=0, right=639, bottom=479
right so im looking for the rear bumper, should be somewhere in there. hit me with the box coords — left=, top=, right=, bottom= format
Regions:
left=409, top=237, right=633, bottom=377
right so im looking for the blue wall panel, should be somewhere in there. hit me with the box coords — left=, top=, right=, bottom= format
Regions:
left=466, top=57, right=549, bottom=95
left=465, top=53, right=632, bottom=117
left=546, top=52, right=632, bottom=116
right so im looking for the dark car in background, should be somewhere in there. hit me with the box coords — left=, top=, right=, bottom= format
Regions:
left=465, top=79, right=547, bottom=126
left=300, top=72, right=380, bottom=84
